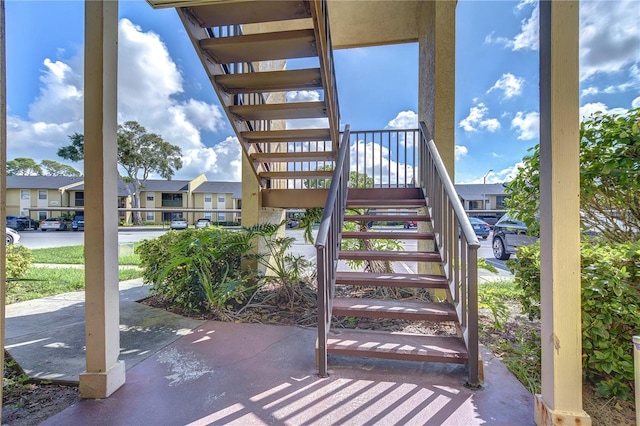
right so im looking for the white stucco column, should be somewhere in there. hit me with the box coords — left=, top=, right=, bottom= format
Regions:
left=535, top=1, right=590, bottom=424
left=79, top=0, right=125, bottom=399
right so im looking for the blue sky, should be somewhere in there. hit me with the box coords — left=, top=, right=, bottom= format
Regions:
left=5, top=0, right=640, bottom=183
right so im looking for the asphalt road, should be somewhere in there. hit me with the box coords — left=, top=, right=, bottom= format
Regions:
left=15, top=226, right=509, bottom=271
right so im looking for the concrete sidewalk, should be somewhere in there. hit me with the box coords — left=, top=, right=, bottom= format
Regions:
left=5, top=279, right=206, bottom=383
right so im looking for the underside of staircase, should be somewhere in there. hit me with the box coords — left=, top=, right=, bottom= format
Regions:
left=324, top=187, right=469, bottom=367
left=175, top=0, right=339, bottom=208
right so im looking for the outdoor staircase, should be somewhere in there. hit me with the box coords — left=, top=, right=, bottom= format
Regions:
left=326, top=187, right=468, bottom=365
left=174, top=0, right=340, bottom=207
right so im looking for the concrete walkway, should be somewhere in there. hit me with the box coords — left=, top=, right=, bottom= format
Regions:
left=6, top=269, right=536, bottom=425
left=5, top=279, right=206, bottom=383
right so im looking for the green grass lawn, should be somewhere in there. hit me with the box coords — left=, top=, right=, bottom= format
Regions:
left=31, top=245, right=141, bottom=265
left=7, top=267, right=144, bottom=304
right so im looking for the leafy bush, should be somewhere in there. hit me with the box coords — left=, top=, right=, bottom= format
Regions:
left=506, top=108, right=640, bottom=242
left=508, top=240, right=640, bottom=400
left=137, top=227, right=260, bottom=312
left=6, top=245, right=33, bottom=280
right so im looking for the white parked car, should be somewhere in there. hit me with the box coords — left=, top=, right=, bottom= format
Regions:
left=6, top=227, right=20, bottom=245
left=195, top=218, right=211, bottom=228
left=40, top=217, right=72, bottom=231
left=170, top=218, right=188, bottom=230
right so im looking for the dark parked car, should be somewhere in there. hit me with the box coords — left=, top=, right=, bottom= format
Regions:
left=72, top=214, right=85, bottom=231
left=6, top=215, right=39, bottom=231
left=468, top=217, right=491, bottom=240
left=492, top=215, right=538, bottom=260
left=404, top=221, right=417, bottom=229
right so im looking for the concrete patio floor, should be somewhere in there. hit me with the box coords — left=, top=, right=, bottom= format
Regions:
left=43, top=320, right=534, bottom=425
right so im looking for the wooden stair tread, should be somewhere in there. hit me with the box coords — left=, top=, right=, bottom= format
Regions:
left=189, top=1, right=311, bottom=27
left=326, top=329, right=468, bottom=363
left=242, top=128, right=331, bottom=142
left=215, top=68, right=322, bottom=94
left=250, top=152, right=335, bottom=162
left=333, top=297, right=457, bottom=321
left=335, top=271, right=448, bottom=289
left=341, top=231, right=434, bottom=240
left=346, top=199, right=425, bottom=208
left=259, top=170, right=333, bottom=179
left=200, top=29, right=317, bottom=64
left=343, top=214, right=429, bottom=222
left=230, top=101, right=327, bottom=121
left=339, top=250, right=441, bottom=262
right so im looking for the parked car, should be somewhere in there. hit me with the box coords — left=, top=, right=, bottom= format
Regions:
left=170, top=218, right=188, bottom=230
left=492, top=215, right=538, bottom=260
left=6, top=215, right=39, bottom=231
left=195, top=218, right=211, bottom=228
left=468, top=217, right=491, bottom=240
left=72, top=214, right=85, bottom=231
left=286, top=219, right=299, bottom=228
left=6, top=227, right=20, bottom=245
left=404, top=221, right=417, bottom=229
left=40, top=217, right=72, bottom=231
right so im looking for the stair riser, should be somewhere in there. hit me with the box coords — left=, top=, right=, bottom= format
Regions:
left=333, top=309, right=457, bottom=322
left=327, top=348, right=468, bottom=364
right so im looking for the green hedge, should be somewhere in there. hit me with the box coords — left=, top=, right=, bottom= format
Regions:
left=508, top=241, right=640, bottom=400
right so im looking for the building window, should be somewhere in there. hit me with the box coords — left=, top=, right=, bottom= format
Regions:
left=204, top=195, right=212, bottom=202
left=468, top=200, right=481, bottom=210
left=147, top=194, right=154, bottom=201
left=75, top=192, right=84, bottom=207
left=237, top=200, right=242, bottom=209
left=217, top=213, right=225, bottom=222
left=21, top=190, right=30, bottom=200
left=38, top=190, right=47, bottom=200
left=218, top=196, right=225, bottom=203
left=146, top=212, right=155, bottom=221
left=204, top=213, right=212, bottom=220
left=38, top=211, right=47, bottom=221
left=161, top=193, right=183, bottom=207
left=496, top=195, right=507, bottom=209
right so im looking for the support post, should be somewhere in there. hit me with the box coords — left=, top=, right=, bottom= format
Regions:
left=534, top=1, right=590, bottom=424
left=0, top=0, right=7, bottom=413
left=79, top=0, right=125, bottom=399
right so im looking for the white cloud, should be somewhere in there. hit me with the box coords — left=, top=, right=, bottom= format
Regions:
left=386, top=110, right=418, bottom=129
left=7, top=18, right=231, bottom=179
left=455, top=145, right=468, bottom=160
left=350, top=140, right=414, bottom=187
left=579, top=102, right=629, bottom=121
left=512, top=3, right=539, bottom=51
left=580, top=1, right=640, bottom=82
left=492, top=152, right=503, bottom=158
left=511, top=111, right=539, bottom=140
left=581, top=86, right=599, bottom=97
left=485, top=2, right=538, bottom=51
left=488, top=73, right=525, bottom=99
left=632, top=97, right=640, bottom=109
left=497, top=162, right=526, bottom=183
left=179, top=136, right=242, bottom=181
left=459, top=103, right=501, bottom=133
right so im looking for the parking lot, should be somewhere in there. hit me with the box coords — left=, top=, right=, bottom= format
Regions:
left=14, top=225, right=509, bottom=271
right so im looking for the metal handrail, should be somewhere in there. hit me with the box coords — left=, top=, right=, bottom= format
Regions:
left=310, top=0, right=340, bottom=152
left=418, top=122, right=481, bottom=387
left=315, top=125, right=351, bottom=377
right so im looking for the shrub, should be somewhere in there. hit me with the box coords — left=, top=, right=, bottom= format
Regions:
left=508, top=240, right=640, bottom=400
left=136, top=227, right=260, bottom=312
left=6, top=245, right=33, bottom=280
